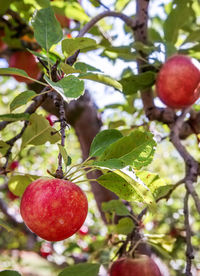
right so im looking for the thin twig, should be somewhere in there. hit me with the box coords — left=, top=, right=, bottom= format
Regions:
left=56, top=98, right=67, bottom=179
left=184, top=191, right=194, bottom=276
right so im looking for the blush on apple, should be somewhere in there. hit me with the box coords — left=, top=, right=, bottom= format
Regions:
left=20, top=178, right=88, bottom=242
left=156, top=55, right=200, bottom=108
left=9, top=51, right=41, bottom=84
left=109, top=255, right=162, bottom=276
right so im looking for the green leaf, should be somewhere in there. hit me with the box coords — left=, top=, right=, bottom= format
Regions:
left=120, top=71, right=156, bottom=95
left=74, top=62, right=102, bottom=73
left=62, top=2, right=90, bottom=22
left=0, top=219, right=14, bottom=232
left=0, top=271, right=21, bottom=276
left=164, top=2, right=193, bottom=44
left=58, top=263, right=100, bottom=276
left=10, top=91, right=37, bottom=112
left=135, top=171, right=171, bottom=200
left=89, top=129, right=123, bottom=157
left=61, top=63, right=81, bottom=75
left=98, top=170, right=155, bottom=205
left=0, top=141, right=9, bottom=156
left=58, top=144, right=70, bottom=166
left=115, top=0, right=130, bottom=12
left=93, top=159, right=125, bottom=169
left=99, top=130, right=156, bottom=169
left=102, top=46, right=139, bottom=61
left=62, top=37, right=97, bottom=57
left=102, top=200, right=131, bottom=216
left=0, top=68, right=33, bottom=83
left=182, top=30, right=200, bottom=45
left=44, top=75, right=84, bottom=101
left=32, top=7, right=63, bottom=50
left=0, top=0, right=14, bottom=14
left=115, top=217, right=134, bottom=235
left=8, top=174, right=40, bottom=196
left=0, top=113, right=30, bottom=121
left=79, top=73, right=123, bottom=91
left=21, top=113, right=60, bottom=149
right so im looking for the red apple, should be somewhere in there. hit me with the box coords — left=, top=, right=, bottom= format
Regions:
left=0, top=29, right=7, bottom=52
left=20, top=178, right=88, bottom=241
left=78, top=225, right=88, bottom=236
left=55, top=14, right=70, bottom=28
left=156, top=55, right=200, bottom=108
left=46, top=114, right=57, bottom=126
left=7, top=190, right=19, bottom=201
left=9, top=51, right=41, bottom=84
left=110, top=255, right=162, bottom=276
left=40, top=242, right=53, bottom=258
left=9, top=161, right=19, bottom=171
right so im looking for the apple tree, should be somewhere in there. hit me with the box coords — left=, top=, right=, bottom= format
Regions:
left=0, top=0, right=200, bottom=275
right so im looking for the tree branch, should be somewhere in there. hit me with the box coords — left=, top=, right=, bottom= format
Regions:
left=184, top=191, right=193, bottom=276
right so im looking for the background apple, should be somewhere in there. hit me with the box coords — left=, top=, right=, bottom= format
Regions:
left=20, top=178, right=88, bottom=241
left=0, top=29, right=7, bottom=52
left=9, top=161, right=19, bottom=171
left=78, top=225, right=89, bottom=236
left=156, top=55, right=200, bottom=108
left=9, top=51, right=41, bottom=83
left=7, top=190, right=19, bottom=201
left=55, top=14, right=70, bottom=28
left=40, top=242, right=53, bottom=258
left=110, top=255, right=162, bottom=276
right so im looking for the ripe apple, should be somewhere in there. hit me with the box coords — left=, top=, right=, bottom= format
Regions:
left=9, top=161, right=19, bottom=171
left=78, top=225, right=89, bottom=236
left=40, top=242, right=53, bottom=258
left=9, top=51, right=41, bottom=84
left=20, top=178, right=88, bottom=241
left=109, top=255, right=162, bottom=276
left=156, top=55, right=200, bottom=108
left=55, top=14, right=70, bottom=28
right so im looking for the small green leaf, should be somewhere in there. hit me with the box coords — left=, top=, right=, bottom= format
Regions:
left=0, top=140, right=9, bottom=156
left=0, top=271, right=21, bottom=276
left=79, top=73, right=123, bottom=91
left=62, top=37, right=97, bottom=57
left=99, top=130, right=156, bottom=169
left=102, top=200, right=131, bottom=216
left=120, top=71, right=156, bottom=95
left=164, top=2, right=192, bottom=44
left=98, top=170, right=155, bottom=205
left=8, top=174, right=40, bottom=196
left=58, top=144, right=70, bottom=166
left=61, top=63, right=81, bottom=75
left=102, top=46, right=139, bottom=61
left=90, top=129, right=123, bottom=157
left=32, top=7, right=63, bottom=50
left=0, top=219, right=14, bottom=232
left=58, top=263, right=100, bottom=276
left=135, top=171, right=171, bottom=200
left=10, top=91, right=37, bottom=112
left=21, top=114, right=60, bottom=149
left=0, top=68, right=32, bottom=82
left=115, top=217, right=134, bottom=235
left=74, top=62, right=102, bottom=73
left=115, top=0, right=130, bottom=12
left=0, top=113, right=30, bottom=121
left=93, top=159, right=125, bottom=169
left=44, top=75, right=84, bottom=101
